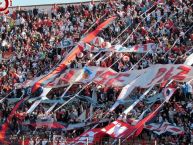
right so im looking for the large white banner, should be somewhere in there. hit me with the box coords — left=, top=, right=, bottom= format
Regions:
left=88, top=36, right=157, bottom=53
left=145, top=122, right=184, bottom=135
left=184, top=53, right=193, bottom=66
left=111, top=43, right=157, bottom=53
left=47, top=64, right=193, bottom=88
left=46, top=66, right=110, bottom=88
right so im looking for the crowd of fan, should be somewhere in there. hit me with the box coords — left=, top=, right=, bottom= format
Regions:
left=0, top=0, right=193, bottom=144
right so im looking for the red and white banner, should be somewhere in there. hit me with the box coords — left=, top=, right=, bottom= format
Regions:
left=111, top=43, right=157, bottom=53
left=101, top=120, right=133, bottom=138
left=47, top=64, right=193, bottom=89
left=184, top=53, right=193, bottom=66
left=101, top=109, right=158, bottom=139
left=84, top=36, right=157, bottom=53
left=114, top=64, right=191, bottom=105
left=69, top=115, right=155, bottom=141
left=32, top=16, right=116, bottom=93
left=65, top=109, right=159, bottom=143
left=46, top=66, right=108, bottom=87
left=162, top=87, right=175, bottom=102
left=145, top=122, right=184, bottom=135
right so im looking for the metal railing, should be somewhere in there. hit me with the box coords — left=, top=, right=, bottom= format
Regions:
left=4, top=135, right=157, bottom=145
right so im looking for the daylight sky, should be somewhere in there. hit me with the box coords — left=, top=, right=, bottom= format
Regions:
left=12, top=0, right=94, bottom=6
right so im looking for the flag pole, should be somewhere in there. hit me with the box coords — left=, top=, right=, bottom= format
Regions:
left=111, top=2, right=157, bottom=44
left=155, top=139, right=157, bottom=145
left=118, top=138, right=121, bottom=145
left=87, top=137, right=89, bottom=145
left=22, top=136, right=24, bottom=145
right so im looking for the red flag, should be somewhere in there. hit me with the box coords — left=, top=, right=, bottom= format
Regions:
left=101, top=120, right=134, bottom=138
left=124, top=110, right=158, bottom=139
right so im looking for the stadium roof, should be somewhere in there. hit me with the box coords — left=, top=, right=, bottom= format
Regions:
left=12, top=0, right=96, bottom=7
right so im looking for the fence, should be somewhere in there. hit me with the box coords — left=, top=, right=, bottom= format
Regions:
left=8, top=0, right=102, bottom=15
left=5, top=135, right=157, bottom=145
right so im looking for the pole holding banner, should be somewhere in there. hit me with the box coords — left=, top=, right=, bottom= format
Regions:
left=22, top=136, right=24, bottom=145
left=118, top=138, right=121, bottom=145
left=0, top=50, right=2, bottom=63
left=86, top=137, right=89, bottom=145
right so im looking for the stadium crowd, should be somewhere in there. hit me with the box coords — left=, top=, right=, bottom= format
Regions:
left=0, top=0, right=193, bottom=144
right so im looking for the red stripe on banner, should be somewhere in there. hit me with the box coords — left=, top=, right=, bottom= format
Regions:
left=0, top=98, right=26, bottom=144
left=32, top=16, right=116, bottom=93
left=82, top=17, right=116, bottom=43
left=169, top=127, right=181, bottom=132
left=102, top=120, right=134, bottom=138
left=61, top=69, right=75, bottom=82
left=101, top=111, right=157, bottom=139
left=123, top=110, right=158, bottom=139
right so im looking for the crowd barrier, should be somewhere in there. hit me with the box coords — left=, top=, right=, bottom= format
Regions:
left=6, top=135, right=157, bottom=145
left=8, top=0, right=102, bottom=15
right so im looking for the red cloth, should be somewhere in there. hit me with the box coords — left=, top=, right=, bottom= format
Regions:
left=191, top=34, right=193, bottom=41
left=35, top=20, right=42, bottom=28
left=141, top=27, right=148, bottom=35
left=165, top=19, right=174, bottom=29
left=84, top=10, right=90, bottom=17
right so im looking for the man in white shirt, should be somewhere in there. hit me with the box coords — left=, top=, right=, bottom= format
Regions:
left=186, top=82, right=192, bottom=99
left=29, top=138, right=34, bottom=145
left=42, top=138, right=48, bottom=145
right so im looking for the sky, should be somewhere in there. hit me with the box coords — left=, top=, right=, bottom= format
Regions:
left=11, top=0, right=94, bottom=6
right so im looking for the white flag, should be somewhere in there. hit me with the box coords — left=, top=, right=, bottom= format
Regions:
left=162, top=88, right=175, bottom=102
left=184, top=53, right=193, bottom=66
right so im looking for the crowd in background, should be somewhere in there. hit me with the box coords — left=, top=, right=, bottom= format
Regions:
left=0, top=0, right=193, bottom=144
